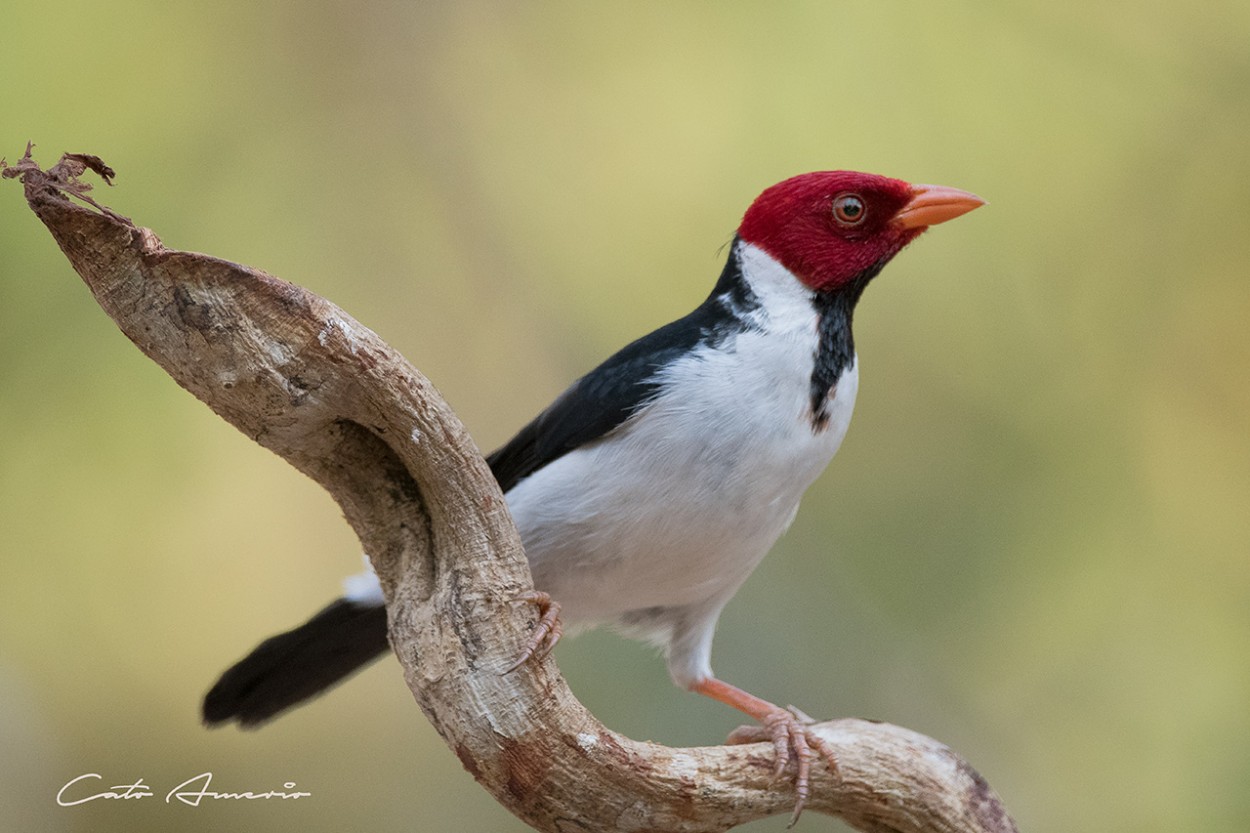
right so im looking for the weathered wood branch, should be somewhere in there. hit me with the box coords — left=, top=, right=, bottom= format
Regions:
left=5, top=147, right=1019, bottom=833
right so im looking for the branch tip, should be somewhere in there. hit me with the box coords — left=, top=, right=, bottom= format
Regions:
left=4, top=143, right=129, bottom=223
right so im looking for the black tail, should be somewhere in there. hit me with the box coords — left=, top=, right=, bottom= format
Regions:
left=202, top=599, right=390, bottom=728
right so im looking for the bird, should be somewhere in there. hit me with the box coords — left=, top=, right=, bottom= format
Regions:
left=202, top=170, right=984, bottom=817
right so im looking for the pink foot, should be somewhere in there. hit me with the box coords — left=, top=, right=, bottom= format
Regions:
left=693, top=678, right=839, bottom=826
left=502, top=590, right=563, bottom=673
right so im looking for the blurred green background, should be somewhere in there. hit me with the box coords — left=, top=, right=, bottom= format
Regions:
left=3, top=2, right=1249, bottom=831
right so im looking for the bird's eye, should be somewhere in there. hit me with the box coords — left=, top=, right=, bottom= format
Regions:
left=832, top=194, right=866, bottom=226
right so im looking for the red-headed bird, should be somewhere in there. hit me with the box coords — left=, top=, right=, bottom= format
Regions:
left=204, top=171, right=984, bottom=818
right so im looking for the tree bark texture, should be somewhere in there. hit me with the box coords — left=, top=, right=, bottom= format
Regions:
left=4, top=147, right=1020, bottom=833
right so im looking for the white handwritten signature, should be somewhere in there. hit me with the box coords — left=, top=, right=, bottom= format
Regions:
left=57, top=772, right=311, bottom=807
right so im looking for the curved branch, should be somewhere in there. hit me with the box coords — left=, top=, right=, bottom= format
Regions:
left=6, top=148, right=1019, bottom=833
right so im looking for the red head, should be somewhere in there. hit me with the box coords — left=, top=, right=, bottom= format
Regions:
left=737, top=171, right=984, bottom=293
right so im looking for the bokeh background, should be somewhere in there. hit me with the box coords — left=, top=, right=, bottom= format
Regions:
left=3, top=2, right=1249, bottom=831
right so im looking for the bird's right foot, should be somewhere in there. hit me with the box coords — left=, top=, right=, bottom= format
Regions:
left=502, top=590, right=563, bottom=673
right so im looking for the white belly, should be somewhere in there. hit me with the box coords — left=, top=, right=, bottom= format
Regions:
left=510, top=339, right=859, bottom=630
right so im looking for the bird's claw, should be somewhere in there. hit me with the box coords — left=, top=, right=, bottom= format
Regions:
left=725, top=707, right=839, bottom=827
left=501, top=590, right=563, bottom=674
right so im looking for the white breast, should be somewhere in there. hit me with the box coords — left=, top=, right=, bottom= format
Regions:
left=511, top=248, right=858, bottom=637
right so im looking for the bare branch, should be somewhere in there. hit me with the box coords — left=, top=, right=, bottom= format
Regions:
left=8, top=151, right=1019, bottom=833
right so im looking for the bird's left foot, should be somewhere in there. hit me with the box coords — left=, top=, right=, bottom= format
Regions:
left=725, top=706, right=839, bottom=826
left=502, top=590, right=563, bottom=673
left=692, top=678, right=838, bottom=826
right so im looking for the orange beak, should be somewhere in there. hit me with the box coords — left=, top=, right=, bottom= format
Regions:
left=893, top=184, right=986, bottom=230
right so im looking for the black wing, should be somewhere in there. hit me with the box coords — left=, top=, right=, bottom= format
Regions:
left=486, top=318, right=702, bottom=492
left=486, top=244, right=755, bottom=493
